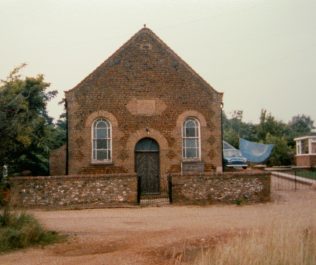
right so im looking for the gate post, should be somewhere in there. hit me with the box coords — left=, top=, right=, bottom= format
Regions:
left=294, top=169, right=297, bottom=191
left=168, top=175, right=173, bottom=204
left=137, top=175, right=141, bottom=204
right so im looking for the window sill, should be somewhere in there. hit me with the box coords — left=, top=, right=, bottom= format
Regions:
left=182, top=159, right=202, bottom=163
left=91, top=161, right=113, bottom=165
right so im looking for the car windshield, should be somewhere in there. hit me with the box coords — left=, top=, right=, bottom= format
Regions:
left=224, top=149, right=242, bottom=157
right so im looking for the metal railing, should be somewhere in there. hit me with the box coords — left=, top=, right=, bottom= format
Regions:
left=271, top=169, right=316, bottom=191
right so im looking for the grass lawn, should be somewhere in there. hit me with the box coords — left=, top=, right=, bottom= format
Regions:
left=295, top=169, right=316, bottom=180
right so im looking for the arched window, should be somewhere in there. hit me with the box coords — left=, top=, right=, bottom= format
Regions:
left=182, top=118, right=200, bottom=159
left=92, top=119, right=112, bottom=162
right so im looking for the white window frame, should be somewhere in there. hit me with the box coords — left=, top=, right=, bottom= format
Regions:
left=296, top=140, right=302, bottom=155
left=295, top=136, right=316, bottom=156
left=91, top=119, right=112, bottom=163
left=182, top=118, right=201, bottom=160
left=310, top=139, right=316, bottom=154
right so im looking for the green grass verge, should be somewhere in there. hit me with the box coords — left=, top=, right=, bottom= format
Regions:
left=295, top=169, right=316, bottom=180
left=0, top=207, right=65, bottom=253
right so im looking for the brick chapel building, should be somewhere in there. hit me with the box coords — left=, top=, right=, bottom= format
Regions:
left=51, top=27, right=223, bottom=194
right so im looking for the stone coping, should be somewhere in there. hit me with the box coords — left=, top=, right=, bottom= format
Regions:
left=171, top=170, right=270, bottom=178
left=10, top=171, right=268, bottom=181
left=272, top=171, right=316, bottom=185
left=10, top=173, right=137, bottom=181
left=265, top=166, right=314, bottom=171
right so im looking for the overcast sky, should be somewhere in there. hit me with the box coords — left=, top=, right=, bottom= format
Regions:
left=1, top=0, right=315, bottom=124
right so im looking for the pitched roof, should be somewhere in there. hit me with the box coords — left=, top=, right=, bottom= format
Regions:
left=66, top=27, right=223, bottom=97
left=294, top=133, right=316, bottom=141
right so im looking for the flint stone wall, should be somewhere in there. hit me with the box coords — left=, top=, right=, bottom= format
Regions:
left=10, top=174, right=137, bottom=208
left=171, top=172, right=270, bottom=204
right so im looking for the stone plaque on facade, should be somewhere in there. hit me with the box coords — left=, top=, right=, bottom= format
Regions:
left=137, top=100, right=155, bottom=115
left=181, top=161, right=205, bottom=174
left=126, top=98, right=166, bottom=116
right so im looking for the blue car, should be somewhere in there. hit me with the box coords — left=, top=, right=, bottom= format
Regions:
left=223, top=141, right=248, bottom=169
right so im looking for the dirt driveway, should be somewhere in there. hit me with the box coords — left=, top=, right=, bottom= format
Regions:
left=1, top=188, right=316, bottom=265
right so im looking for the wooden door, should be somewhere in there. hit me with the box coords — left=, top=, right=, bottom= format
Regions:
left=136, top=152, right=160, bottom=194
left=135, top=138, right=160, bottom=194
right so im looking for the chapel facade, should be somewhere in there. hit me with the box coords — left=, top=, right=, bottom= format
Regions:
left=56, top=27, right=223, bottom=193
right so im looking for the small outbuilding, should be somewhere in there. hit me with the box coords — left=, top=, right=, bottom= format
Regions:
left=294, top=134, right=316, bottom=167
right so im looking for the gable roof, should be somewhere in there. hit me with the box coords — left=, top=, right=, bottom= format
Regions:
left=66, top=27, right=223, bottom=97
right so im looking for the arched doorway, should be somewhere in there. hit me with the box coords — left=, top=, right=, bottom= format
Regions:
left=135, top=138, right=160, bottom=194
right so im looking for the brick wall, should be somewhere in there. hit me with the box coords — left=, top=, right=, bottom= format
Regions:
left=171, top=172, right=271, bottom=204
left=49, top=145, right=66, bottom=175
left=296, top=155, right=316, bottom=167
left=10, top=174, right=137, bottom=208
left=64, top=28, right=223, bottom=190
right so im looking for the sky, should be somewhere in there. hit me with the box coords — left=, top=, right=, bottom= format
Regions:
left=1, top=0, right=315, bottom=124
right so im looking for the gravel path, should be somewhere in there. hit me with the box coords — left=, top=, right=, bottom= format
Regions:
left=1, top=188, right=316, bottom=265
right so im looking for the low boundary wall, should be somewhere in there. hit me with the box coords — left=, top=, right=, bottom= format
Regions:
left=171, top=172, right=270, bottom=204
left=9, top=174, right=137, bottom=208
left=9, top=171, right=270, bottom=208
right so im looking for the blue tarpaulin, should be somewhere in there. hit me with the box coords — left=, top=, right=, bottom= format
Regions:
left=239, top=138, right=274, bottom=163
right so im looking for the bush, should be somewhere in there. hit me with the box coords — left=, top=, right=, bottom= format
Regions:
left=0, top=207, right=64, bottom=252
left=0, top=181, right=10, bottom=207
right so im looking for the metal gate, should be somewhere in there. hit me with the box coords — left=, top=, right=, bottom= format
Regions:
left=272, top=171, right=314, bottom=191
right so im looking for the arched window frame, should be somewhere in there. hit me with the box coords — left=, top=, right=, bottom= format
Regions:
left=182, top=118, right=201, bottom=160
left=91, top=118, right=112, bottom=163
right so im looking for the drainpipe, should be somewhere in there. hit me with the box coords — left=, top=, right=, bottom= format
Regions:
left=221, top=102, right=224, bottom=172
left=65, top=99, right=69, bottom=175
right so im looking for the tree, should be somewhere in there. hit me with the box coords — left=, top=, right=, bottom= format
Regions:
left=223, top=109, right=315, bottom=166
left=288, top=115, right=314, bottom=144
left=265, top=133, right=293, bottom=166
left=0, top=65, right=64, bottom=176
left=257, top=109, right=288, bottom=140
left=223, top=110, right=258, bottom=148
left=289, top=114, right=314, bottom=133
left=223, top=111, right=239, bottom=147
